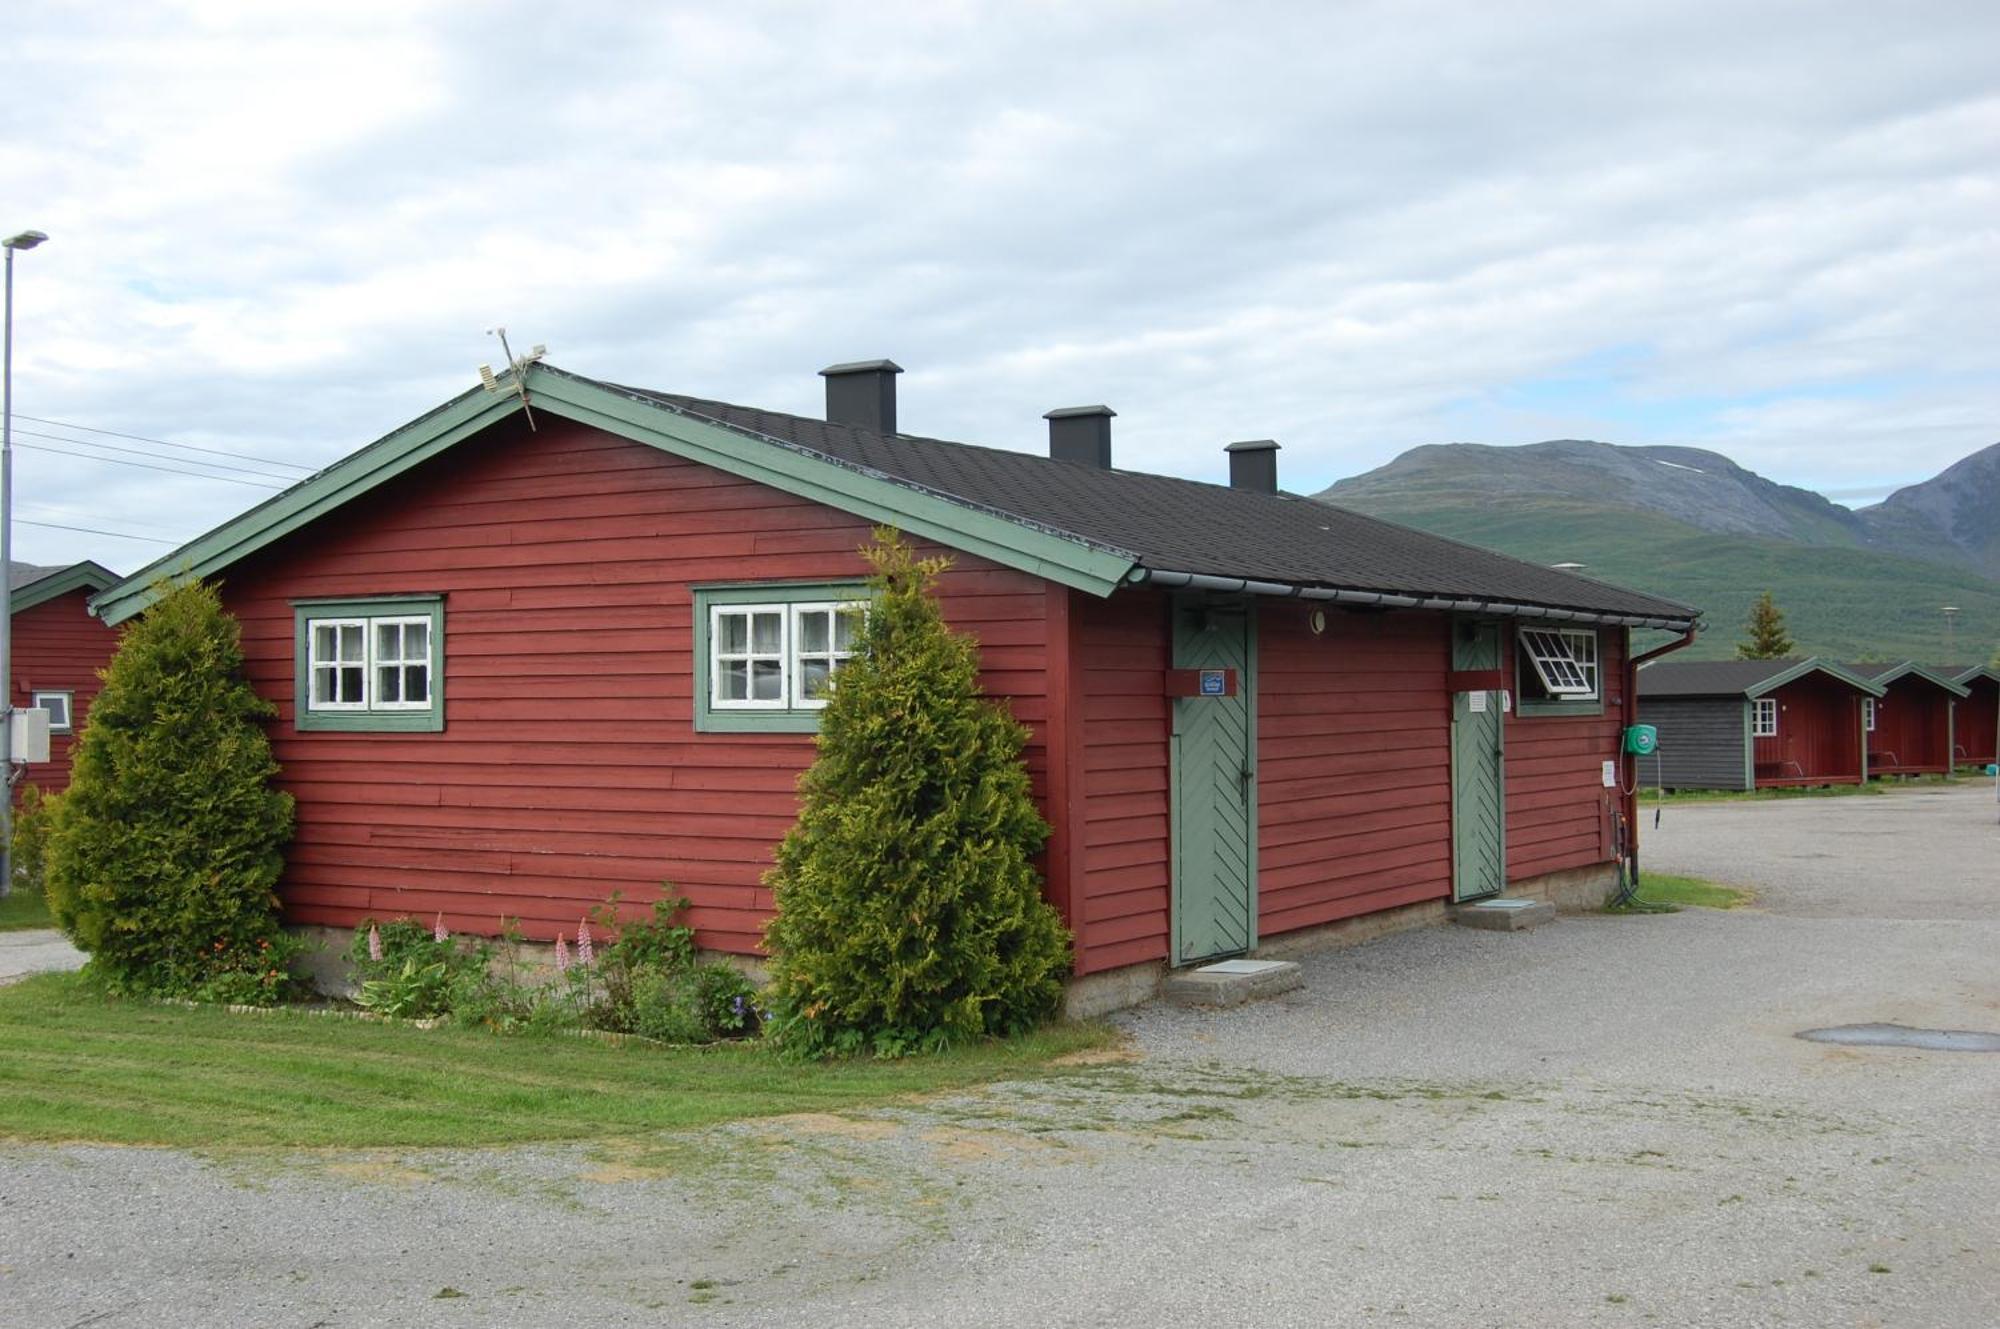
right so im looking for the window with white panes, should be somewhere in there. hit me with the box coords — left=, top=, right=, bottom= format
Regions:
left=1753, top=698, right=1778, bottom=737
left=695, top=585, right=870, bottom=731
left=31, top=690, right=73, bottom=733
left=294, top=597, right=444, bottom=732
left=1863, top=698, right=1876, bottom=732
left=1517, top=627, right=1600, bottom=705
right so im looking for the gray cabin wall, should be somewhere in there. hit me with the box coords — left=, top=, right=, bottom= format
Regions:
left=1638, top=697, right=1751, bottom=790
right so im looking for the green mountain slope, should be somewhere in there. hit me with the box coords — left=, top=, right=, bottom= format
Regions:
left=1321, top=497, right=2000, bottom=662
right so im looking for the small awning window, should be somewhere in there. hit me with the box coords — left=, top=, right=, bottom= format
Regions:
left=1517, top=629, right=1595, bottom=697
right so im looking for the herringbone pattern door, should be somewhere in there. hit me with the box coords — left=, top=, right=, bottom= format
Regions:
left=1451, top=620, right=1507, bottom=901
left=1172, top=600, right=1255, bottom=963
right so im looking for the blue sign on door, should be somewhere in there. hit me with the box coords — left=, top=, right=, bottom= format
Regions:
left=1199, top=669, right=1226, bottom=696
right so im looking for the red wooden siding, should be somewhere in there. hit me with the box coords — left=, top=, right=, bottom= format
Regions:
left=1256, top=606, right=1453, bottom=935
left=1752, top=675, right=1864, bottom=786
left=1502, top=626, right=1625, bottom=882
left=1071, top=587, right=1172, bottom=975
left=10, top=587, right=119, bottom=799
left=1867, top=675, right=1953, bottom=775
left=222, top=416, right=1050, bottom=953
left=1954, top=678, right=1997, bottom=766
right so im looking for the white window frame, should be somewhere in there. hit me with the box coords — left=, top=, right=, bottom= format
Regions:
left=305, top=613, right=435, bottom=714
left=1863, top=697, right=1876, bottom=732
left=32, top=689, right=73, bottom=733
left=708, top=600, right=865, bottom=714
left=709, top=603, right=793, bottom=712
left=787, top=601, right=862, bottom=710
left=1518, top=628, right=1599, bottom=699
left=1753, top=697, right=1778, bottom=738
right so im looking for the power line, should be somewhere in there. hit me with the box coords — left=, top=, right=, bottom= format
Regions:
left=13, top=427, right=304, bottom=483
left=11, top=439, right=288, bottom=488
left=16, top=518, right=178, bottom=544
left=14, top=412, right=315, bottom=473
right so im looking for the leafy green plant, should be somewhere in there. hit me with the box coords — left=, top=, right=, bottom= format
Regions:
left=762, top=530, right=1071, bottom=1058
left=10, top=783, right=58, bottom=899
left=347, top=918, right=495, bottom=1021
left=43, top=579, right=297, bottom=998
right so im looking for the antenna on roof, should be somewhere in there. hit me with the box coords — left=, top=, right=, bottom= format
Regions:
left=477, top=327, right=546, bottom=431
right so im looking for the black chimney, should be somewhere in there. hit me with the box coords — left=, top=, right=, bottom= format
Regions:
left=1225, top=440, right=1280, bottom=494
left=1044, top=405, right=1116, bottom=468
left=819, top=359, right=903, bottom=435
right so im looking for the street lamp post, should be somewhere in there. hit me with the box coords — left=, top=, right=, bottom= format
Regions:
left=2, top=229, right=49, bottom=898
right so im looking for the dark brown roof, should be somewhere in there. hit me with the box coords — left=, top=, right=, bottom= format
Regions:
left=1638, top=657, right=1887, bottom=698
left=590, top=377, right=1698, bottom=625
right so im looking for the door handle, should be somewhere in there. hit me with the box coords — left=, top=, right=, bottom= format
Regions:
left=1240, top=761, right=1254, bottom=791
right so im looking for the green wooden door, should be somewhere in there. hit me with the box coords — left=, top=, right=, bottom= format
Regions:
left=1171, top=597, right=1257, bottom=965
left=1451, top=619, right=1507, bottom=902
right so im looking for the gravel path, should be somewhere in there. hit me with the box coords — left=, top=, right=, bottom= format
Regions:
left=0, top=927, right=84, bottom=983
left=4, top=785, right=1996, bottom=1327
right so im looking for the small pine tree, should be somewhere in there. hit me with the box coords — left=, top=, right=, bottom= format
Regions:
left=45, top=580, right=295, bottom=995
left=762, top=530, right=1071, bottom=1057
left=1736, top=591, right=1795, bottom=660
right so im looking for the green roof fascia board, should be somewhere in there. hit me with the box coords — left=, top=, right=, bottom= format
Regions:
left=90, top=388, right=526, bottom=625
left=1946, top=664, right=2000, bottom=686
left=1743, top=657, right=1886, bottom=700
left=1864, top=661, right=1971, bottom=697
left=12, top=560, right=120, bottom=615
left=527, top=372, right=1135, bottom=597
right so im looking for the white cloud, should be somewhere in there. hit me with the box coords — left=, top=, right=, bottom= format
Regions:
left=5, top=0, right=1997, bottom=567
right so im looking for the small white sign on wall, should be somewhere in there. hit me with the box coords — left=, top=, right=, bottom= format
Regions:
left=1601, top=760, right=1618, bottom=788
left=1469, top=690, right=1488, bottom=713
left=1501, top=690, right=1511, bottom=713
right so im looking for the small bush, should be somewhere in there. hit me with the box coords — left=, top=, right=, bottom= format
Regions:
left=762, top=531, right=1071, bottom=1058
left=348, top=918, right=494, bottom=1021
left=44, top=579, right=297, bottom=998
left=10, top=784, right=58, bottom=898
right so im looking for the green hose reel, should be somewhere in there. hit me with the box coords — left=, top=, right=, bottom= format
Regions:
left=1623, top=724, right=1659, bottom=756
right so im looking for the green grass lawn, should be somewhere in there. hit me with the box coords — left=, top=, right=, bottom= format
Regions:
left=1612, top=873, right=1751, bottom=912
left=0, top=887, right=52, bottom=932
left=0, top=972, right=1114, bottom=1150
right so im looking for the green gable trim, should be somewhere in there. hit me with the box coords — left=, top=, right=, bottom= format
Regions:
left=690, top=581, right=873, bottom=734
left=1861, top=661, right=1970, bottom=697
left=12, top=560, right=120, bottom=615
left=292, top=594, right=445, bottom=733
left=1741, top=699, right=1756, bottom=791
left=92, top=364, right=1136, bottom=626
left=92, top=389, right=527, bottom=626
left=1743, top=658, right=1886, bottom=700
left=528, top=372, right=1134, bottom=596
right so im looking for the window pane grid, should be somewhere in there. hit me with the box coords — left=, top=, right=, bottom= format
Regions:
left=1519, top=629, right=1595, bottom=697
left=1754, top=698, right=1778, bottom=738
left=790, top=602, right=862, bottom=709
left=712, top=606, right=790, bottom=709
left=32, top=690, right=73, bottom=732
left=306, top=613, right=435, bottom=713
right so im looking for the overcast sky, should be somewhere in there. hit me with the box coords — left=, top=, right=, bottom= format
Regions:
left=5, top=1, right=1997, bottom=572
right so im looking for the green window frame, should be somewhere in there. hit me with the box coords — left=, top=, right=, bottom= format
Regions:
left=293, top=595, right=445, bottom=732
left=692, top=582, right=870, bottom=733
left=1515, top=625, right=1605, bottom=718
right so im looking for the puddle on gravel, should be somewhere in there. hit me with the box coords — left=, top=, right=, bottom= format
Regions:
left=1797, top=1023, right=2000, bottom=1052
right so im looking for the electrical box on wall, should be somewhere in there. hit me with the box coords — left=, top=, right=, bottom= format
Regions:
left=9, top=709, right=51, bottom=764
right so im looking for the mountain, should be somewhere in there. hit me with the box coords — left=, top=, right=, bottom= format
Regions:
left=1317, top=441, right=2000, bottom=662
left=1859, top=442, right=2000, bottom=579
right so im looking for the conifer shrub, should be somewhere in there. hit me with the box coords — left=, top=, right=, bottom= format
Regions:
left=762, top=530, right=1071, bottom=1057
left=44, top=579, right=298, bottom=998
left=10, top=784, right=58, bottom=898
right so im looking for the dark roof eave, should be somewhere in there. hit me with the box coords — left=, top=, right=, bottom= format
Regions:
left=1130, top=566, right=1700, bottom=630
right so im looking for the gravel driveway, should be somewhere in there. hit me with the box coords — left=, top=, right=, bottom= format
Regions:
left=4, top=785, right=1996, bottom=1328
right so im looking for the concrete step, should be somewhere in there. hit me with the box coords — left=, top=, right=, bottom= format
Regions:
left=1163, top=958, right=1303, bottom=1008
left=1449, top=897, right=1557, bottom=932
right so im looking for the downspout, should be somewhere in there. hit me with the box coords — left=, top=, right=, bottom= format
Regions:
left=1624, top=626, right=1698, bottom=891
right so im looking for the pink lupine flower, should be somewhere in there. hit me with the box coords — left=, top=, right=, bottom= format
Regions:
left=555, top=934, right=571, bottom=974
left=576, top=919, right=594, bottom=966
left=367, top=925, right=383, bottom=962
left=434, top=912, right=449, bottom=943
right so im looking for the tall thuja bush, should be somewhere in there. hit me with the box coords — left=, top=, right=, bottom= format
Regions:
left=45, top=580, right=296, bottom=996
left=763, top=530, right=1070, bottom=1057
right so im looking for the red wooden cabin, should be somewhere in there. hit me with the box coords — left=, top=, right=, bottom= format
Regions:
left=1846, top=662, right=1969, bottom=778
left=9, top=560, right=121, bottom=800
left=90, top=362, right=1697, bottom=1008
left=1946, top=666, right=1998, bottom=768
left=1637, top=659, right=1880, bottom=790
